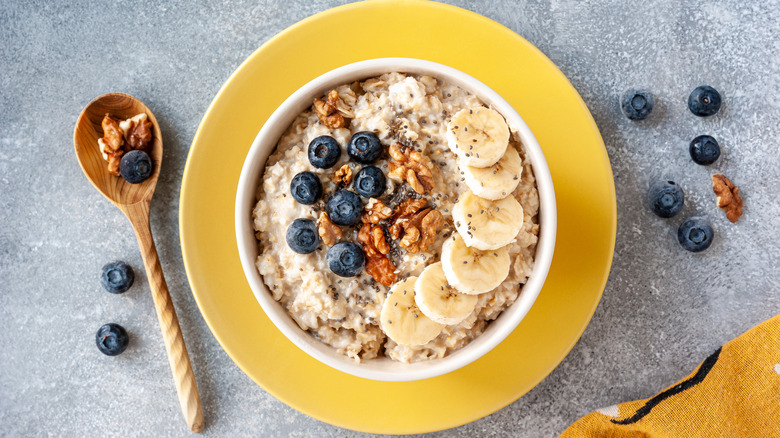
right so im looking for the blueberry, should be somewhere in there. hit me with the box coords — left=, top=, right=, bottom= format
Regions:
left=290, top=171, right=322, bottom=204
left=100, top=261, right=135, bottom=294
left=119, top=150, right=153, bottom=184
left=308, top=136, right=341, bottom=169
left=620, top=89, right=654, bottom=120
left=347, top=132, right=382, bottom=164
left=326, top=190, right=363, bottom=226
left=647, top=180, right=684, bottom=218
left=353, top=166, right=386, bottom=198
left=285, top=219, right=320, bottom=254
left=688, top=86, right=721, bottom=117
left=96, top=323, right=129, bottom=356
left=677, top=216, right=714, bottom=252
left=327, top=242, right=365, bottom=277
left=689, top=135, right=721, bottom=165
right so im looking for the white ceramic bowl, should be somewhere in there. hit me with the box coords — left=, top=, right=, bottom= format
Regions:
left=236, top=58, right=556, bottom=382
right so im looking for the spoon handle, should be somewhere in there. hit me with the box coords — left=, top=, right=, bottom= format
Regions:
left=123, top=200, right=205, bottom=433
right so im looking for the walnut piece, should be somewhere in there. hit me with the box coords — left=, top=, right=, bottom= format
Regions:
left=357, top=223, right=397, bottom=287
left=98, top=113, right=153, bottom=177
left=100, top=115, right=125, bottom=176
left=106, top=152, right=123, bottom=176
left=371, top=225, right=390, bottom=255
left=388, top=198, right=428, bottom=240
left=317, top=212, right=342, bottom=246
left=387, top=143, right=434, bottom=194
left=387, top=199, right=443, bottom=253
left=361, top=198, right=393, bottom=224
left=313, top=89, right=346, bottom=129
left=712, top=174, right=743, bottom=223
left=125, top=118, right=153, bottom=150
left=332, top=164, right=353, bottom=187
left=101, top=115, right=124, bottom=152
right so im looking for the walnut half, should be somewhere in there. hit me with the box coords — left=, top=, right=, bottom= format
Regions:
left=313, top=90, right=346, bottom=129
left=712, top=173, right=743, bottom=223
left=100, top=114, right=125, bottom=176
left=387, top=143, right=435, bottom=194
left=361, top=198, right=393, bottom=224
left=317, top=212, right=342, bottom=246
left=388, top=199, right=443, bottom=254
left=357, top=223, right=396, bottom=287
left=331, top=164, right=353, bottom=187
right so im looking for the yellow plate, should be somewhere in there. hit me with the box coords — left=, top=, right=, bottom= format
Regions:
left=180, top=0, right=615, bottom=434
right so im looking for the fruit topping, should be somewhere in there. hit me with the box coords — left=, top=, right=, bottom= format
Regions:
left=326, top=242, right=365, bottom=277
left=347, top=131, right=382, bottom=164
left=290, top=171, right=322, bottom=205
left=446, top=107, right=509, bottom=168
left=353, top=165, right=386, bottom=198
left=326, top=190, right=363, bottom=226
left=307, top=135, right=341, bottom=169
left=286, top=219, right=320, bottom=254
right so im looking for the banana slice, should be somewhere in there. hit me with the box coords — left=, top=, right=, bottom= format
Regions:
left=414, top=262, right=478, bottom=325
left=462, top=145, right=522, bottom=200
left=446, top=107, right=509, bottom=168
left=453, top=189, right=524, bottom=250
left=441, top=234, right=511, bottom=294
left=380, top=277, right=444, bottom=346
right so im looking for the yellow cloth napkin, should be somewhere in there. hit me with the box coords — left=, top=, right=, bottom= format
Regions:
left=561, top=314, right=780, bottom=437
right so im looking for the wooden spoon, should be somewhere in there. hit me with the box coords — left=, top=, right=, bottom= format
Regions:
left=73, top=93, right=205, bottom=433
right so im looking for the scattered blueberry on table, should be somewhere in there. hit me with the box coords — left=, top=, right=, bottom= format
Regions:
left=100, top=261, right=134, bottom=294
left=620, top=88, right=654, bottom=120
left=308, top=135, right=342, bottom=169
left=688, top=85, right=721, bottom=117
left=290, top=171, right=323, bottom=204
left=326, top=190, right=363, bottom=225
left=677, top=216, right=714, bottom=252
left=286, top=219, right=320, bottom=254
left=119, top=150, right=153, bottom=184
left=96, top=323, right=129, bottom=356
left=353, top=166, right=386, bottom=198
left=647, top=180, right=685, bottom=218
left=347, top=131, right=382, bottom=164
left=327, top=242, right=365, bottom=277
left=689, top=135, right=721, bottom=165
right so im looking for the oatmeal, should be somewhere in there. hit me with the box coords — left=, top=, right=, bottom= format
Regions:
left=252, top=72, right=539, bottom=363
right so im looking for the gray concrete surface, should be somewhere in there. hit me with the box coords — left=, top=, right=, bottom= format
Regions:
left=2, top=0, right=779, bottom=436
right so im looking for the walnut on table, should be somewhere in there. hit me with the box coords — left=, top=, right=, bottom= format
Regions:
left=712, top=173, right=743, bottom=223
left=357, top=223, right=396, bottom=287
left=387, top=143, right=435, bottom=194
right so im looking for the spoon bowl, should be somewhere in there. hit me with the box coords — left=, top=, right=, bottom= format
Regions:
left=74, top=92, right=162, bottom=205
left=73, top=93, right=204, bottom=433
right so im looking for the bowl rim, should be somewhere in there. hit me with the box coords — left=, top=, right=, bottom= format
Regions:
left=235, top=57, right=557, bottom=382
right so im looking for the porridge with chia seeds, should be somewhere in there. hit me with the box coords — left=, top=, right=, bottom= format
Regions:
left=252, top=72, right=539, bottom=363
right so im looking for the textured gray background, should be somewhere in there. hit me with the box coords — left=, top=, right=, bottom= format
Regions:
left=2, top=0, right=779, bottom=437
